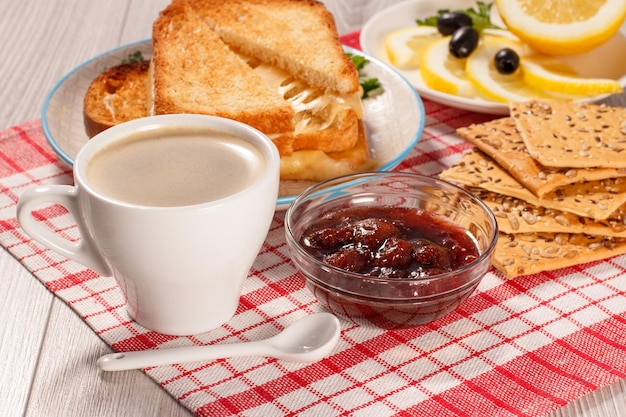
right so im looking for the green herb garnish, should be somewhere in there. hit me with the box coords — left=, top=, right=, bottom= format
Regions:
left=349, top=53, right=368, bottom=71
left=347, top=53, right=383, bottom=99
left=415, top=14, right=440, bottom=27
left=416, top=1, right=503, bottom=33
left=121, top=51, right=145, bottom=64
left=360, top=77, right=383, bottom=99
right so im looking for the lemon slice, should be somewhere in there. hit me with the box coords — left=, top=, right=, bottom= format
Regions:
left=495, top=0, right=626, bottom=55
left=384, top=26, right=441, bottom=70
left=521, top=55, right=623, bottom=96
left=466, top=37, right=556, bottom=103
left=420, top=36, right=477, bottom=97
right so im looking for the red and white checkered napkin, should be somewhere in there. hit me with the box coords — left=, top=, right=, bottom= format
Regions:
left=3, top=34, right=626, bottom=417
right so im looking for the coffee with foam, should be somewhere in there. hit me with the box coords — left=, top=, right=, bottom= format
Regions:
left=87, top=127, right=265, bottom=207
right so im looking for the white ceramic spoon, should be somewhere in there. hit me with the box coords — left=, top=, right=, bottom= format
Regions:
left=97, top=313, right=341, bottom=371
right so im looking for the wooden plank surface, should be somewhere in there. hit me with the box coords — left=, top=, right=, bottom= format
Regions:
left=0, top=0, right=625, bottom=416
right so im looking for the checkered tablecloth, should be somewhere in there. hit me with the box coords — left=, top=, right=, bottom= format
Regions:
left=3, top=32, right=626, bottom=417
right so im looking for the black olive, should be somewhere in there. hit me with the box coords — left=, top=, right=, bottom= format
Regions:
left=436, top=12, right=473, bottom=36
left=449, top=26, right=479, bottom=58
left=494, top=48, right=520, bottom=74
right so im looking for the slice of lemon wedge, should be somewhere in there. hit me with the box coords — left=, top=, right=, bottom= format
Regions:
left=420, top=36, right=478, bottom=97
left=495, top=0, right=626, bottom=55
left=384, top=26, right=441, bottom=70
left=521, top=55, right=623, bottom=96
left=465, top=37, right=557, bottom=102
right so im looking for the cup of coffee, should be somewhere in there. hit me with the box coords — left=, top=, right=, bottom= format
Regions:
left=17, top=114, right=280, bottom=335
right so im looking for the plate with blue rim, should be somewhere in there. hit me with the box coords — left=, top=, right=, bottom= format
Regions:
left=42, top=39, right=425, bottom=211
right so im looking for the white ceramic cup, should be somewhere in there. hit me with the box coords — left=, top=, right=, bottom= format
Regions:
left=17, top=114, right=280, bottom=335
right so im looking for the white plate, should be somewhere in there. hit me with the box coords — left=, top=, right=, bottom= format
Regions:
left=42, top=40, right=425, bottom=211
left=360, top=0, right=626, bottom=115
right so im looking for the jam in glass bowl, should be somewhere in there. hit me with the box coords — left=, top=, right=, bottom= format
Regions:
left=285, top=172, right=498, bottom=329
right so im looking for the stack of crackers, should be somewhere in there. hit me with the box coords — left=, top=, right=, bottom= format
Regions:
left=439, top=100, right=626, bottom=278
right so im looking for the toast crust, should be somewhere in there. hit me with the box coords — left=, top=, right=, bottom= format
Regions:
left=83, top=60, right=150, bottom=138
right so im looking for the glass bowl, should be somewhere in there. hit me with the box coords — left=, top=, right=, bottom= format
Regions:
left=284, top=172, right=498, bottom=329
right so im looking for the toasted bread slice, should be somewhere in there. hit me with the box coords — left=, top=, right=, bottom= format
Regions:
left=182, top=0, right=362, bottom=153
left=83, top=44, right=360, bottom=157
left=82, top=0, right=374, bottom=183
left=82, top=56, right=374, bottom=185
left=152, top=1, right=295, bottom=135
left=185, top=0, right=360, bottom=95
left=83, top=60, right=150, bottom=138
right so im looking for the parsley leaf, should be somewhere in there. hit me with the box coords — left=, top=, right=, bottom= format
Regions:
left=347, top=53, right=384, bottom=99
left=121, top=51, right=145, bottom=64
left=415, top=12, right=444, bottom=27
left=360, top=77, right=383, bottom=99
left=349, top=53, right=368, bottom=70
left=416, top=1, right=503, bottom=33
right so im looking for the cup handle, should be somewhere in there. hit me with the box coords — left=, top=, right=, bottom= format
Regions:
left=16, top=185, right=111, bottom=277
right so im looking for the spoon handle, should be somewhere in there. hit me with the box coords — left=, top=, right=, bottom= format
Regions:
left=97, top=341, right=269, bottom=371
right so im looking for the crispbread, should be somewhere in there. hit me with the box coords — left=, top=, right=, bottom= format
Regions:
left=492, top=232, right=626, bottom=278
left=510, top=100, right=626, bottom=168
left=470, top=187, right=626, bottom=237
left=439, top=148, right=626, bottom=220
left=152, top=1, right=295, bottom=135
left=457, top=117, right=626, bottom=197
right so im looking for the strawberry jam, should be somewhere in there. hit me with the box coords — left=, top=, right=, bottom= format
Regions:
left=300, top=206, right=480, bottom=279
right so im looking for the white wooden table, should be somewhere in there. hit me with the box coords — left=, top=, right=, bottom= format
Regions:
left=1, top=1, right=625, bottom=416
